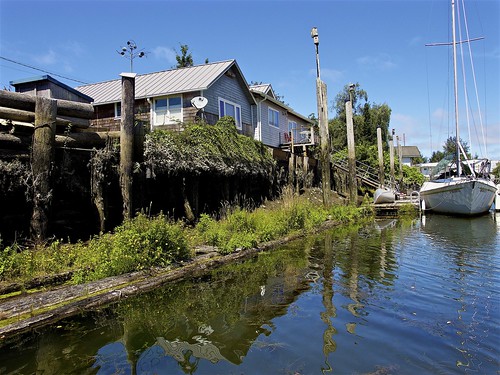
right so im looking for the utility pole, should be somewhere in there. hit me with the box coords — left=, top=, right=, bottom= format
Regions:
left=311, top=27, right=331, bottom=206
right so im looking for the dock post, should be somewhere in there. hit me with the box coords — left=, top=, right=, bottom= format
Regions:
left=119, top=72, right=136, bottom=220
left=346, top=86, right=357, bottom=204
left=30, top=96, right=57, bottom=241
left=377, top=127, right=384, bottom=187
left=389, top=130, right=395, bottom=187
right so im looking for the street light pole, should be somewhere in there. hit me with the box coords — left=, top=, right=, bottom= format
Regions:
left=311, top=27, right=331, bottom=206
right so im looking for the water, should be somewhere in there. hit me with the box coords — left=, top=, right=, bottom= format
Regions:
left=1, top=214, right=499, bottom=374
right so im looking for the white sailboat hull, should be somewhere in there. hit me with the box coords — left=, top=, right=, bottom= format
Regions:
left=420, top=177, right=496, bottom=215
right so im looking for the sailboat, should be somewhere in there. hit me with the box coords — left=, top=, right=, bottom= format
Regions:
left=419, top=0, right=496, bottom=216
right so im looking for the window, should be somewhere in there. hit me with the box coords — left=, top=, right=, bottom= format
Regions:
left=288, top=120, right=297, bottom=141
left=114, top=102, right=121, bottom=118
left=269, top=108, right=279, bottom=128
left=218, top=98, right=242, bottom=129
left=153, top=95, right=182, bottom=125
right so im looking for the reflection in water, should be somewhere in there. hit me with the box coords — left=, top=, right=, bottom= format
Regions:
left=0, top=216, right=498, bottom=374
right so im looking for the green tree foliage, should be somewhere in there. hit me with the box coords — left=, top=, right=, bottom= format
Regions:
left=429, top=150, right=445, bottom=163
left=402, top=165, right=425, bottom=187
left=329, top=83, right=391, bottom=151
left=491, top=163, right=500, bottom=180
left=175, top=44, right=194, bottom=68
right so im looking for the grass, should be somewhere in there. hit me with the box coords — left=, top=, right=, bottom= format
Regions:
left=0, top=188, right=367, bottom=286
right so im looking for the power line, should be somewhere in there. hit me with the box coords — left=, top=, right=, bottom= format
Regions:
left=0, top=56, right=89, bottom=85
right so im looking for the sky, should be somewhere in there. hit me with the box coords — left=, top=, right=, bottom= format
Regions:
left=1, top=0, right=499, bottom=160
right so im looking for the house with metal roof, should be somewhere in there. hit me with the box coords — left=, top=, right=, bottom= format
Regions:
left=75, top=60, right=256, bottom=136
left=250, top=83, right=314, bottom=149
left=400, top=145, right=422, bottom=166
left=10, top=75, right=93, bottom=103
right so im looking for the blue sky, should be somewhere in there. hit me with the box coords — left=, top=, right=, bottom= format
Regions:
left=1, top=0, right=499, bottom=160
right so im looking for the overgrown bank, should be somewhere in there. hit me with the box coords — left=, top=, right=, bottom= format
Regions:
left=0, top=188, right=368, bottom=288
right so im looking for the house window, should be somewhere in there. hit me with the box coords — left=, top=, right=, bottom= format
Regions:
left=269, top=108, right=279, bottom=128
left=114, top=102, right=121, bottom=118
left=153, top=95, right=182, bottom=126
left=218, top=98, right=242, bottom=129
left=288, top=120, right=297, bottom=140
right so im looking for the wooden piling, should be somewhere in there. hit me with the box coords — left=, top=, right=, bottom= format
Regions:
left=377, top=127, right=384, bottom=187
left=30, top=96, right=57, bottom=241
left=316, top=78, right=331, bottom=205
left=119, top=73, right=136, bottom=220
left=389, top=137, right=395, bottom=186
left=345, top=98, right=357, bottom=204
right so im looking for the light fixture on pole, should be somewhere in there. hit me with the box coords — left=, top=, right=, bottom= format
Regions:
left=117, top=40, right=146, bottom=72
left=311, top=27, right=320, bottom=79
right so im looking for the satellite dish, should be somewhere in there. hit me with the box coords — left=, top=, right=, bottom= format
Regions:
left=191, top=96, right=208, bottom=110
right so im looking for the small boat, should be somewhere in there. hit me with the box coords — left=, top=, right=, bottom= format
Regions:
left=419, top=0, right=496, bottom=216
left=374, top=188, right=395, bottom=204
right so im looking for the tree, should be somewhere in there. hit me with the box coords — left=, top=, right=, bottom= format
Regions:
left=429, top=150, right=445, bottom=163
left=443, top=136, right=471, bottom=159
left=329, top=83, right=391, bottom=151
left=175, top=44, right=193, bottom=68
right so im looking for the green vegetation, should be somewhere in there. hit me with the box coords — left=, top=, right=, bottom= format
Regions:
left=192, top=188, right=364, bottom=254
left=0, top=190, right=366, bottom=286
left=144, top=117, right=275, bottom=178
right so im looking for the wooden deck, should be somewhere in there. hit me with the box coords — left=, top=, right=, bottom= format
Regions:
left=372, top=199, right=420, bottom=217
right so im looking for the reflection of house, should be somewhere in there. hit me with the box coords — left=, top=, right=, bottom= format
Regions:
left=401, top=146, right=421, bottom=166
left=249, top=84, right=314, bottom=148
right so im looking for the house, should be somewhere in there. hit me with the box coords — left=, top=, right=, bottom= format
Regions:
left=75, top=60, right=256, bottom=137
left=400, top=146, right=421, bottom=166
left=10, top=75, right=93, bottom=104
left=8, top=60, right=316, bottom=152
left=250, top=84, right=314, bottom=149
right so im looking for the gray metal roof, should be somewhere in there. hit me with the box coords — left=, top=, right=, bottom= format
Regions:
left=76, top=60, right=238, bottom=105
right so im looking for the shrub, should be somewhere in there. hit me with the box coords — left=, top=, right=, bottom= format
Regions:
left=73, top=214, right=190, bottom=282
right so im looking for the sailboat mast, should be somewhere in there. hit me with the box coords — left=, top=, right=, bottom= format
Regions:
left=452, top=0, right=461, bottom=176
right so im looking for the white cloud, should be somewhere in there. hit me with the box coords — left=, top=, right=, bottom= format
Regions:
left=34, top=49, right=57, bottom=65
left=357, top=53, right=397, bottom=71
left=152, top=46, right=176, bottom=65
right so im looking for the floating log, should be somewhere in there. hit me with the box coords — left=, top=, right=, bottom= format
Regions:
left=0, top=106, right=90, bottom=128
left=0, top=90, right=94, bottom=120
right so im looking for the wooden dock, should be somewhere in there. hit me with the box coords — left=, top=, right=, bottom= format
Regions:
left=372, top=199, right=420, bottom=217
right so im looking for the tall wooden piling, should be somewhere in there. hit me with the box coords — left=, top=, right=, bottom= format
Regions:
left=30, top=97, right=57, bottom=241
left=377, top=127, right=384, bottom=187
left=345, top=98, right=357, bottom=204
left=119, top=73, right=136, bottom=220
left=316, top=79, right=331, bottom=205
left=389, top=135, right=395, bottom=186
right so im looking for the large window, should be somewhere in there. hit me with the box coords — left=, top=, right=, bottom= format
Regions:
left=218, top=98, right=242, bottom=129
left=153, top=96, right=182, bottom=125
left=268, top=108, right=279, bottom=128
